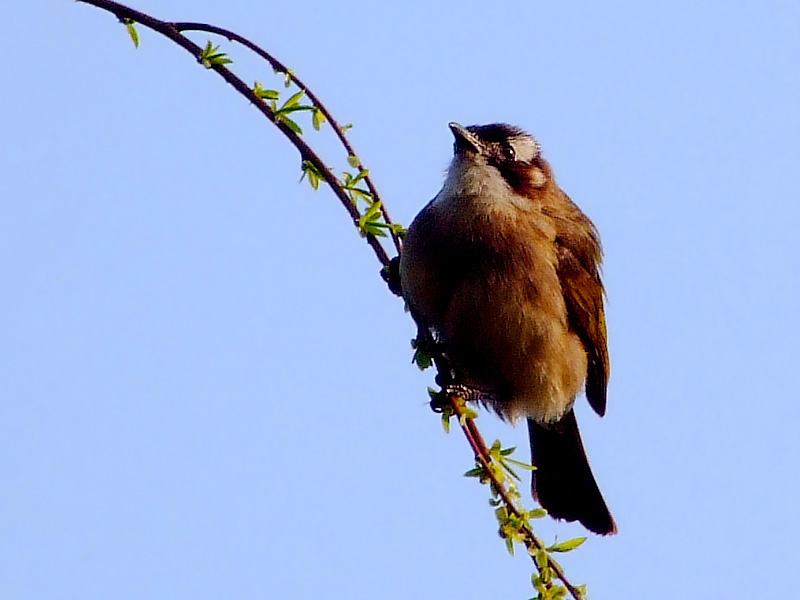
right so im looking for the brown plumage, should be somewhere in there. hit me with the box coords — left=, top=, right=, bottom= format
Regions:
left=400, top=123, right=615, bottom=535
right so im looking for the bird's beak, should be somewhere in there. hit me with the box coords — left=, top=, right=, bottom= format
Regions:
left=449, top=122, right=481, bottom=153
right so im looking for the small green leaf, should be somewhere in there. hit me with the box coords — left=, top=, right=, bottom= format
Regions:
left=534, top=549, right=549, bottom=569
left=500, top=463, right=521, bottom=481
left=253, top=82, right=279, bottom=100
left=199, top=41, right=233, bottom=69
left=505, top=536, right=515, bottom=556
left=271, top=67, right=295, bottom=87
left=272, top=68, right=294, bottom=87
left=280, top=116, right=303, bottom=135
left=122, top=18, right=139, bottom=48
left=275, top=105, right=315, bottom=116
left=351, top=170, right=369, bottom=186
left=547, top=537, right=586, bottom=553
left=460, top=405, right=478, bottom=421
left=346, top=187, right=372, bottom=206
left=347, top=154, right=360, bottom=168
left=505, top=457, right=536, bottom=470
left=281, top=89, right=305, bottom=109
left=549, top=585, right=567, bottom=599
left=342, top=180, right=380, bottom=207
left=390, top=223, right=407, bottom=237
left=312, top=108, right=326, bottom=131
left=441, top=410, right=452, bottom=433
left=300, top=160, right=322, bottom=190
left=358, top=201, right=388, bottom=237
left=412, top=346, right=432, bottom=370
left=359, top=222, right=387, bottom=237
left=273, top=91, right=314, bottom=133
left=434, top=389, right=455, bottom=432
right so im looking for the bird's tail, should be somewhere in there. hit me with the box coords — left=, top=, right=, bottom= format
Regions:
left=528, top=411, right=616, bottom=535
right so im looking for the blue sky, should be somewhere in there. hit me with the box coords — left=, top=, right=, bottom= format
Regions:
left=2, top=1, right=799, bottom=598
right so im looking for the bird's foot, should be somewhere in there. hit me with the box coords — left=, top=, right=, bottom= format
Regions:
left=430, top=384, right=498, bottom=412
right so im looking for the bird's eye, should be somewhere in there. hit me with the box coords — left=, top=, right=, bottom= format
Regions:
left=501, top=144, right=516, bottom=161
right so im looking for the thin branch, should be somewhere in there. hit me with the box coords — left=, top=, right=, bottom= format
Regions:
left=76, top=0, right=392, bottom=268
left=171, top=22, right=402, bottom=253
left=450, top=397, right=584, bottom=600
left=424, top=322, right=584, bottom=600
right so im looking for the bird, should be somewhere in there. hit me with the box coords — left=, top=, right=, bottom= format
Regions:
left=399, top=122, right=616, bottom=535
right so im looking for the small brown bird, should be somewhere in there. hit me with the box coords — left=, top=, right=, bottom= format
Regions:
left=399, top=123, right=615, bottom=535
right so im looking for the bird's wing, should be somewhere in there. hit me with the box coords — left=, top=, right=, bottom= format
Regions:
left=555, top=238, right=609, bottom=417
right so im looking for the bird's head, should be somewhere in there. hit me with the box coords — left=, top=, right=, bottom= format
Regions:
left=447, top=122, right=552, bottom=197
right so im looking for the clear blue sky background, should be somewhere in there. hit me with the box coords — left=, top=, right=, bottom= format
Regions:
left=3, top=1, right=799, bottom=598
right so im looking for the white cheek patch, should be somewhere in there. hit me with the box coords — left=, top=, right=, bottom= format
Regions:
left=510, top=136, right=540, bottom=163
left=528, top=167, right=547, bottom=188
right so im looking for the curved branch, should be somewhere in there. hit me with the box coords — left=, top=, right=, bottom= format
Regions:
left=452, top=399, right=584, bottom=600
left=424, top=325, right=585, bottom=600
left=76, top=0, right=392, bottom=267
left=171, top=22, right=401, bottom=253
